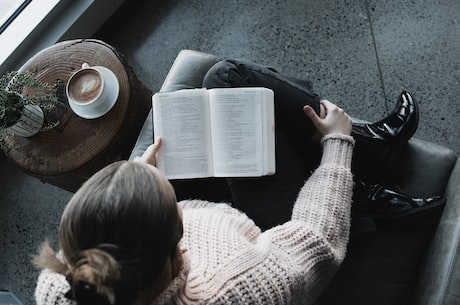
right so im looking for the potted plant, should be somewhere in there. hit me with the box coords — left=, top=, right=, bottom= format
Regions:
left=0, top=71, right=59, bottom=150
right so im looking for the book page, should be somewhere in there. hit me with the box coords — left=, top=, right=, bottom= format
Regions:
left=208, top=88, right=274, bottom=177
left=262, top=89, right=276, bottom=175
left=153, top=89, right=213, bottom=179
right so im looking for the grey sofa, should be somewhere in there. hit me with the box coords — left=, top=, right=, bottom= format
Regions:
left=130, top=50, right=460, bottom=305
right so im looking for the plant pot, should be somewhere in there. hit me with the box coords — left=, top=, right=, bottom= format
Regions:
left=5, top=104, right=44, bottom=137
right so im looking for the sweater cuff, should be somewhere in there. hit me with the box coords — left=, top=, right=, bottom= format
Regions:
left=320, top=134, right=355, bottom=168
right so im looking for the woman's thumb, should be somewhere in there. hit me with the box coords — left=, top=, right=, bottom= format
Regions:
left=303, top=105, right=321, bottom=127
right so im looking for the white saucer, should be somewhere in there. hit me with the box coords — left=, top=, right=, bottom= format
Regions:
left=69, top=66, right=120, bottom=119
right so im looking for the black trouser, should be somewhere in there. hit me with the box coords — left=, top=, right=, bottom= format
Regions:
left=171, top=59, right=326, bottom=230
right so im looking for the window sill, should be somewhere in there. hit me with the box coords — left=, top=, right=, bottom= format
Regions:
left=0, top=0, right=124, bottom=75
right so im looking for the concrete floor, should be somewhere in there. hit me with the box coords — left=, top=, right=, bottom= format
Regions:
left=1, top=0, right=459, bottom=303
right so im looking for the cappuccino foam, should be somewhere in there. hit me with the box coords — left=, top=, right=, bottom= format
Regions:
left=68, top=70, right=103, bottom=104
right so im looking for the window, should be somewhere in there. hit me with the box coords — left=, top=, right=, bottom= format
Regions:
left=0, top=0, right=61, bottom=73
left=0, top=0, right=32, bottom=34
left=0, top=0, right=124, bottom=75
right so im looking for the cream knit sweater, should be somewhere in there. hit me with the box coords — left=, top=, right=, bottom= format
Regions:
left=35, top=134, right=354, bottom=305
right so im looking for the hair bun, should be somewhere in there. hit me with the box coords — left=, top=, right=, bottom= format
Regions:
left=65, top=248, right=120, bottom=305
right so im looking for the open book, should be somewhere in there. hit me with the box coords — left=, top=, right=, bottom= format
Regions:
left=152, top=87, right=275, bottom=179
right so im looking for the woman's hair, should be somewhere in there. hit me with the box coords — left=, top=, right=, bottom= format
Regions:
left=33, top=161, right=183, bottom=305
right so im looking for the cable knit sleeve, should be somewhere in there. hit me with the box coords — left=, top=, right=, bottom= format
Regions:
left=35, top=269, right=75, bottom=305
left=291, top=133, right=354, bottom=239
left=267, top=133, right=354, bottom=302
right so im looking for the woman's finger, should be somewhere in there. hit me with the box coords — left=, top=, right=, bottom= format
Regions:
left=135, top=137, right=163, bottom=166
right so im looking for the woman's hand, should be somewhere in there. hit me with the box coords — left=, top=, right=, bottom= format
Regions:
left=134, top=137, right=162, bottom=166
left=304, top=100, right=352, bottom=137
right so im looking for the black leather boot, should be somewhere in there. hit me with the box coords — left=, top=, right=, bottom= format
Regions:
left=352, top=91, right=418, bottom=142
left=352, top=180, right=446, bottom=220
left=352, top=91, right=419, bottom=182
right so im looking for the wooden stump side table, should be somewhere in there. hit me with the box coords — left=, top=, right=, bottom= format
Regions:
left=2, top=39, right=152, bottom=192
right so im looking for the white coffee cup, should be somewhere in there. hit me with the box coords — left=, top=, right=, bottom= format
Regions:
left=66, top=63, right=119, bottom=119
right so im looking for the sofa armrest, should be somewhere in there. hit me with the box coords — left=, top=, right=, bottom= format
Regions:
left=409, top=157, right=460, bottom=305
left=129, top=50, right=221, bottom=160
left=159, top=49, right=221, bottom=93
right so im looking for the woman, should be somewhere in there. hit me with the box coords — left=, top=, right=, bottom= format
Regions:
left=33, top=60, right=441, bottom=304
left=34, top=98, right=354, bottom=305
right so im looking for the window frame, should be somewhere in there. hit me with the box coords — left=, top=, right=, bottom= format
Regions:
left=0, top=0, right=124, bottom=75
left=0, top=0, right=33, bottom=35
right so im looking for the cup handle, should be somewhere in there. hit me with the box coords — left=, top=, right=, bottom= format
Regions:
left=82, top=63, right=90, bottom=69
